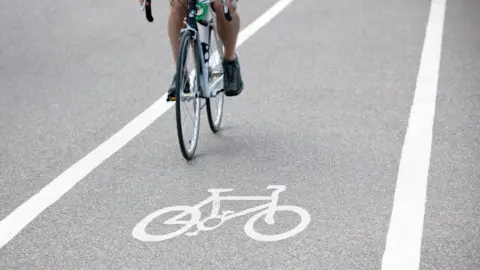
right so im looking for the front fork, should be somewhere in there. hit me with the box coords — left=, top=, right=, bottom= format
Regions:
left=181, top=23, right=211, bottom=99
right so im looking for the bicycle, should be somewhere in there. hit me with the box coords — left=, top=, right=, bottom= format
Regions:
left=132, top=185, right=311, bottom=242
left=142, top=0, right=232, bottom=160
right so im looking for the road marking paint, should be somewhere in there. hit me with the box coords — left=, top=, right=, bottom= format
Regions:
left=381, top=0, right=447, bottom=269
left=132, top=185, right=311, bottom=242
left=0, top=0, right=295, bottom=250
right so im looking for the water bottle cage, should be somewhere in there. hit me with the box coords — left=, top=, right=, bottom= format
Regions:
left=195, top=2, right=208, bottom=21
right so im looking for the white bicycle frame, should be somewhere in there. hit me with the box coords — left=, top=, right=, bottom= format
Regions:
left=166, top=185, right=286, bottom=231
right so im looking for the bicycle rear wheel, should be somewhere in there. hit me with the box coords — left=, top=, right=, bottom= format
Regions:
left=175, top=30, right=201, bottom=160
left=205, top=25, right=225, bottom=133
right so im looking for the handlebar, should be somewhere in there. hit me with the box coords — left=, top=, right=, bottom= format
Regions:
left=141, top=0, right=232, bottom=23
left=142, top=0, right=154, bottom=22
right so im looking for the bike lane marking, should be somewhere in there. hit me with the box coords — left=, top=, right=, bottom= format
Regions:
left=131, top=185, right=311, bottom=242
left=0, top=0, right=295, bottom=250
left=381, top=0, right=447, bottom=269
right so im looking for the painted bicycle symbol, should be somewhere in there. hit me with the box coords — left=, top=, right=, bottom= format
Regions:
left=132, top=185, right=311, bottom=242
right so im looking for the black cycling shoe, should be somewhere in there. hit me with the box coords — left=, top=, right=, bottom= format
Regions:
left=166, top=73, right=190, bottom=102
left=222, top=55, right=244, bottom=97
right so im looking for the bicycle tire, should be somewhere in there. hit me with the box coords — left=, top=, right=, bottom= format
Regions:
left=205, top=25, right=225, bottom=133
left=176, top=30, right=201, bottom=160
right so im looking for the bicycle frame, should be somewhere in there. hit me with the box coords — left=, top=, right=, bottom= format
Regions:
left=143, top=0, right=230, bottom=98
left=185, top=0, right=229, bottom=99
left=165, top=185, right=286, bottom=224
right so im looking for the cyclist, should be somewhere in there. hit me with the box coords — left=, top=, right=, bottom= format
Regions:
left=140, top=0, right=244, bottom=101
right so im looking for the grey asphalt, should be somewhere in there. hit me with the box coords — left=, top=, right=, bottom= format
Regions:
left=0, top=0, right=478, bottom=269
left=420, top=1, right=480, bottom=269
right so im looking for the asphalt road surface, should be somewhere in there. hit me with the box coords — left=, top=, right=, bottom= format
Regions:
left=1, top=0, right=479, bottom=269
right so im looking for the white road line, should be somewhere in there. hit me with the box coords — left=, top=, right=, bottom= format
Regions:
left=381, top=0, right=446, bottom=269
left=0, top=0, right=294, bottom=250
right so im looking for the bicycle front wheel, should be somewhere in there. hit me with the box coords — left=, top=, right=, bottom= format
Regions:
left=176, top=31, right=201, bottom=160
left=205, top=25, right=225, bottom=133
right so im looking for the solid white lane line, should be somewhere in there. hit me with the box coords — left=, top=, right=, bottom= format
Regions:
left=0, top=0, right=295, bottom=250
left=381, top=0, right=447, bottom=269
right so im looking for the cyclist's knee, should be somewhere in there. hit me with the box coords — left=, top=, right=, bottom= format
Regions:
left=169, top=0, right=187, bottom=13
left=212, top=0, right=237, bottom=15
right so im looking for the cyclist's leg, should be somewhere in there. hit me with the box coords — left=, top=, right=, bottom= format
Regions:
left=212, top=0, right=239, bottom=60
left=167, top=0, right=189, bottom=101
left=168, top=0, right=187, bottom=63
left=212, top=0, right=244, bottom=96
